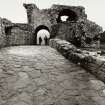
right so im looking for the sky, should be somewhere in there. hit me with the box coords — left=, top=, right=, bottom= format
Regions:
left=0, top=0, right=105, bottom=30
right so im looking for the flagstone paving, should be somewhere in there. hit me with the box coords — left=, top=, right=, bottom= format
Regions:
left=0, top=46, right=105, bottom=105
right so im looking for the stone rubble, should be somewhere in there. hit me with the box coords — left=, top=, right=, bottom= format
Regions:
left=50, top=39, right=105, bottom=82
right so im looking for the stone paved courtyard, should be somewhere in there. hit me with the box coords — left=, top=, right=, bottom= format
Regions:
left=0, top=46, right=105, bottom=105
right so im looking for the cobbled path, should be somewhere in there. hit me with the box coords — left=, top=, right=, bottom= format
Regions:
left=0, top=46, right=105, bottom=105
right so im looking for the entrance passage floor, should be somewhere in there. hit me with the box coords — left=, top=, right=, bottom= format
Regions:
left=0, top=46, right=105, bottom=105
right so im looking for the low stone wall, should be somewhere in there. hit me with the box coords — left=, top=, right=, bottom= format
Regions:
left=0, top=18, right=7, bottom=48
left=49, top=39, right=105, bottom=82
left=6, top=27, right=34, bottom=46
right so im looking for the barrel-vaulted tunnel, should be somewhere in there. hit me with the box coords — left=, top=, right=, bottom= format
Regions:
left=34, top=25, right=50, bottom=45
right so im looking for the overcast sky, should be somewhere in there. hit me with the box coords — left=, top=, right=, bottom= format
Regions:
left=0, top=0, right=105, bottom=30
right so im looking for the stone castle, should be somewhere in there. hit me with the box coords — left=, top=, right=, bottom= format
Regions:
left=0, top=3, right=103, bottom=47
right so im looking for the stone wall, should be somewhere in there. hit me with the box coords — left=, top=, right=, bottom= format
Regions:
left=51, top=22, right=81, bottom=42
left=23, top=3, right=52, bottom=30
left=0, top=19, right=35, bottom=47
left=51, top=20, right=102, bottom=47
left=23, top=3, right=87, bottom=31
left=49, top=39, right=105, bottom=82
left=0, top=18, right=10, bottom=48
left=5, top=25, right=34, bottom=46
left=100, top=31, right=105, bottom=44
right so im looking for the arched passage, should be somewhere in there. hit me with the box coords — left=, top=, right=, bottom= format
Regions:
left=57, top=9, right=78, bottom=22
left=34, top=25, right=50, bottom=45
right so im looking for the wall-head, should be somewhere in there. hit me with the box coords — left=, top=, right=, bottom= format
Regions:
left=23, top=3, right=87, bottom=26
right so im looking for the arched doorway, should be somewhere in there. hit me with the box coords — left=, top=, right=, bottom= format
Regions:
left=57, top=9, right=78, bottom=22
left=37, top=29, right=50, bottom=45
left=35, top=25, right=50, bottom=45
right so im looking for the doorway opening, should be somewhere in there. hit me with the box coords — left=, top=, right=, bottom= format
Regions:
left=35, top=25, right=50, bottom=45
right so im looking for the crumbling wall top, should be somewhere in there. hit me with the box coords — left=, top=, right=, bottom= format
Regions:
left=51, top=4, right=85, bottom=11
left=23, top=3, right=39, bottom=10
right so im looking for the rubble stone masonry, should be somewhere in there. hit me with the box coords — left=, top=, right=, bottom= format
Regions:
left=50, top=39, right=105, bottom=82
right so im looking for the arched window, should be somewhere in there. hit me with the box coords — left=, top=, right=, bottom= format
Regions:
left=57, top=9, right=78, bottom=22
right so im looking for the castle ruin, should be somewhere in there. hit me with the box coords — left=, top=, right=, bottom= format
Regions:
left=0, top=3, right=103, bottom=47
